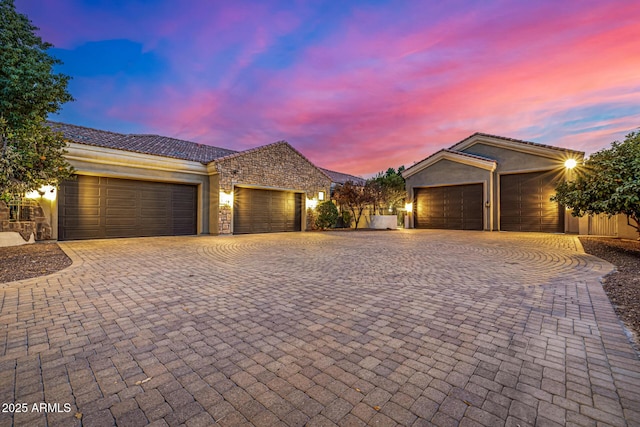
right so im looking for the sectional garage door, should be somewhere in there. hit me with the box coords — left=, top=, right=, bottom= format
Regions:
left=58, top=176, right=197, bottom=240
left=233, top=187, right=302, bottom=234
left=415, top=184, right=483, bottom=230
left=500, top=171, right=563, bottom=232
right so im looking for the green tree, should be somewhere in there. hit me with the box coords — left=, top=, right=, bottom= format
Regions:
left=369, top=166, right=406, bottom=215
left=552, top=131, right=640, bottom=237
left=0, top=0, right=74, bottom=199
left=333, top=181, right=375, bottom=229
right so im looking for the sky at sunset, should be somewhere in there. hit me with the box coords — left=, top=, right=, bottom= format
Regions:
left=17, top=0, right=640, bottom=176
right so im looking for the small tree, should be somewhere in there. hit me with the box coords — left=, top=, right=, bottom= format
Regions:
left=315, top=200, right=339, bottom=230
left=552, top=131, right=640, bottom=237
left=333, top=181, right=375, bottom=229
left=0, top=0, right=74, bottom=200
left=369, top=166, right=406, bottom=214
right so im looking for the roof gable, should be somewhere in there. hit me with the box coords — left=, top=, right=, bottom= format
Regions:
left=51, top=122, right=369, bottom=182
left=214, top=141, right=333, bottom=181
left=402, top=149, right=497, bottom=179
left=450, top=132, right=584, bottom=159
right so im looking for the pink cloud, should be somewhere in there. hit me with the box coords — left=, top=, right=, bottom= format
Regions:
left=24, top=1, right=640, bottom=176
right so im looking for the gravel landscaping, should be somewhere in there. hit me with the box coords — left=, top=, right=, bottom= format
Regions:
left=579, top=236, right=640, bottom=345
left=0, top=242, right=71, bottom=283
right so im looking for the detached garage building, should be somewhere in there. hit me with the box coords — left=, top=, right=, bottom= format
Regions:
left=49, top=123, right=332, bottom=240
left=402, top=133, right=585, bottom=233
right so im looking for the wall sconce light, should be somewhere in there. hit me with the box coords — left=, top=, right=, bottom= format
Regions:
left=306, top=198, right=318, bottom=209
left=219, top=191, right=233, bottom=207
left=485, top=200, right=491, bottom=207
left=318, top=191, right=325, bottom=201
left=25, top=190, right=41, bottom=199
left=404, top=202, right=413, bottom=213
left=564, top=158, right=577, bottom=169
left=42, top=185, right=56, bottom=201
left=25, top=185, right=56, bottom=201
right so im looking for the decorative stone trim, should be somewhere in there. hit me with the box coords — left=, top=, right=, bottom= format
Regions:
left=213, top=142, right=332, bottom=234
left=0, top=201, right=52, bottom=241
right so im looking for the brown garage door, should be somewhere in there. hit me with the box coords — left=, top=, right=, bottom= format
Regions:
left=415, top=184, right=483, bottom=230
left=58, top=176, right=197, bottom=240
left=233, top=187, right=302, bottom=234
left=500, top=171, right=563, bottom=232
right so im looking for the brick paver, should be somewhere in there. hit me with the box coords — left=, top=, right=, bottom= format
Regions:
left=1, top=230, right=639, bottom=426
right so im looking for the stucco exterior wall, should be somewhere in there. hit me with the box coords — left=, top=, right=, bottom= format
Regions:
left=405, top=159, right=491, bottom=192
left=213, top=143, right=331, bottom=234
left=460, top=142, right=568, bottom=173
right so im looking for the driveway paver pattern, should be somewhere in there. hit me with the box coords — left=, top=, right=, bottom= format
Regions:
left=1, top=230, right=639, bottom=427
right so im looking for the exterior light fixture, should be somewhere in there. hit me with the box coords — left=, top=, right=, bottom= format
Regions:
left=306, top=198, right=318, bottom=209
left=42, top=185, right=56, bottom=201
left=404, top=202, right=413, bottom=213
left=25, top=185, right=57, bottom=200
left=25, top=190, right=41, bottom=199
left=564, top=158, right=577, bottom=169
left=318, top=191, right=325, bottom=201
left=219, top=191, right=233, bottom=207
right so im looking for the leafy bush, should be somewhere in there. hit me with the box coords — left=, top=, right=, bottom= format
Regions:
left=315, top=201, right=339, bottom=230
left=553, top=131, right=640, bottom=237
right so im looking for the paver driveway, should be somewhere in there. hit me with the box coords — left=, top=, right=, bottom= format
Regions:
left=1, top=230, right=639, bottom=427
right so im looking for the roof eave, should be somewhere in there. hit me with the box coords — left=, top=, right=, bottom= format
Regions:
left=451, top=133, right=585, bottom=159
left=402, top=150, right=496, bottom=179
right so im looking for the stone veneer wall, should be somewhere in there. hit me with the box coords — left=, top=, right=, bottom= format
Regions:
left=214, top=142, right=332, bottom=234
left=0, top=201, right=52, bottom=241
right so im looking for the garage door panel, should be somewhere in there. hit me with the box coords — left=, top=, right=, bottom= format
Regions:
left=142, top=197, right=171, bottom=209
left=105, top=216, right=137, bottom=226
left=172, top=195, right=195, bottom=206
left=500, top=171, right=563, bottom=232
left=62, top=207, right=100, bottom=217
left=172, top=208, right=194, bottom=217
left=234, top=187, right=302, bottom=234
left=62, top=216, right=100, bottom=227
left=59, top=176, right=197, bottom=240
left=415, top=184, right=483, bottom=230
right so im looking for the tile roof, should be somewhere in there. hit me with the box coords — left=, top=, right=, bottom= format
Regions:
left=454, top=132, right=585, bottom=155
left=319, top=168, right=367, bottom=185
left=442, top=148, right=497, bottom=163
left=50, top=122, right=363, bottom=182
left=49, top=121, right=238, bottom=164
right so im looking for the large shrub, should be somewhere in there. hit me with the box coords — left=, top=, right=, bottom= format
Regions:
left=315, top=201, right=339, bottom=230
